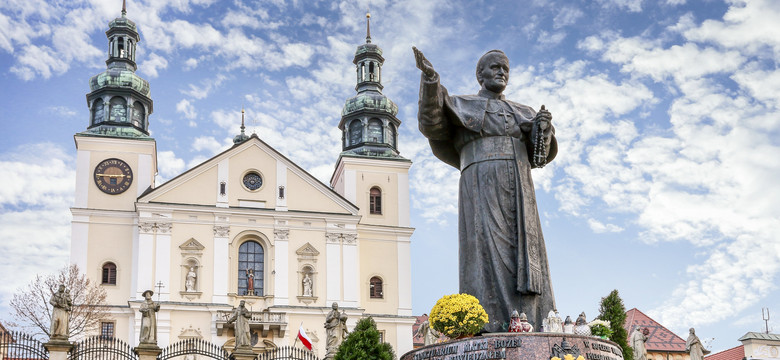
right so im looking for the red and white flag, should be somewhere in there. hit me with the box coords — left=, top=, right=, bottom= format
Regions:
left=297, top=324, right=312, bottom=350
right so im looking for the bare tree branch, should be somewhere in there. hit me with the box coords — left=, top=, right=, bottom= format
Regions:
left=9, top=264, right=109, bottom=340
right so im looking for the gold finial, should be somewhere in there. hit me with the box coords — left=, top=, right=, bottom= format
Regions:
left=365, top=9, right=372, bottom=43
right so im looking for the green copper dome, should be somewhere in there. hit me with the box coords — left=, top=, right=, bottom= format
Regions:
left=342, top=92, right=397, bottom=117
left=108, top=15, right=137, bottom=32
left=89, top=68, right=150, bottom=97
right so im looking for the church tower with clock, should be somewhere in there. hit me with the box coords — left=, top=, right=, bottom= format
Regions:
left=68, top=7, right=415, bottom=356
left=70, top=2, right=157, bottom=303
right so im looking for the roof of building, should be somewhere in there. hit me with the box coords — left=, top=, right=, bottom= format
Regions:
left=704, top=345, right=744, bottom=360
left=625, top=308, right=688, bottom=353
left=738, top=332, right=780, bottom=342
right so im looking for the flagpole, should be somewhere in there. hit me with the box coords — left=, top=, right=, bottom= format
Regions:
left=293, top=321, right=303, bottom=348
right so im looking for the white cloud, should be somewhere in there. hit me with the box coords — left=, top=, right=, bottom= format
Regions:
left=598, top=0, right=644, bottom=12
left=156, top=150, right=186, bottom=183
left=192, top=136, right=226, bottom=155
left=588, top=219, right=625, bottom=233
left=554, top=7, right=584, bottom=29
left=0, top=143, right=74, bottom=313
left=10, top=44, right=68, bottom=80
left=176, top=99, right=197, bottom=120
left=184, top=58, right=198, bottom=70
left=181, top=74, right=228, bottom=99
left=140, top=52, right=169, bottom=78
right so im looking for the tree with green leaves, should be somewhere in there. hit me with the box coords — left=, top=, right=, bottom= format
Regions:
left=334, top=317, right=395, bottom=360
left=598, top=289, right=632, bottom=360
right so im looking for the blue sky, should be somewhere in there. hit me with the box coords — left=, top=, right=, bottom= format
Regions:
left=1, top=0, right=779, bottom=353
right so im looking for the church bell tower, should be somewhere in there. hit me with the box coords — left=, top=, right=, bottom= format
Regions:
left=70, top=1, right=157, bottom=291
left=331, top=12, right=411, bottom=227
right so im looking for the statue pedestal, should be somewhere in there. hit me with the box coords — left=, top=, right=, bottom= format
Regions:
left=44, top=340, right=73, bottom=360
left=134, top=343, right=162, bottom=360
left=401, top=333, right=624, bottom=360
left=232, top=346, right=256, bottom=360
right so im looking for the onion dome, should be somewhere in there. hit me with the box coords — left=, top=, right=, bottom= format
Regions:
left=338, top=12, right=403, bottom=159
left=81, top=0, right=153, bottom=139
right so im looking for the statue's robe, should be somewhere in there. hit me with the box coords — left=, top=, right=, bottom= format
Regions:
left=139, top=300, right=159, bottom=343
left=418, top=74, right=557, bottom=331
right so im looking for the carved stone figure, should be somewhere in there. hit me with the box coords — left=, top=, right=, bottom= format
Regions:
left=139, top=290, right=160, bottom=344
left=49, top=285, right=72, bottom=340
left=185, top=266, right=197, bottom=292
left=302, top=273, right=313, bottom=297
left=686, top=328, right=705, bottom=360
left=415, top=315, right=439, bottom=346
left=632, top=327, right=648, bottom=360
left=324, top=302, right=348, bottom=359
left=543, top=310, right=563, bottom=333
left=226, top=300, right=252, bottom=350
left=413, top=47, right=557, bottom=332
left=246, top=269, right=255, bottom=295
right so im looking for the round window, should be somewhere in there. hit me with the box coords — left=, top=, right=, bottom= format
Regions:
left=242, top=172, right=263, bottom=191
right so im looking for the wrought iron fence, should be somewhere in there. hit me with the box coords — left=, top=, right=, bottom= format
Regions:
left=68, top=336, right=138, bottom=360
left=257, top=347, right=317, bottom=360
left=157, top=339, right=230, bottom=360
left=0, top=330, right=49, bottom=360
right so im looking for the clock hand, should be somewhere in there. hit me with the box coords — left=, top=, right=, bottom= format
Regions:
left=96, top=173, right=127, bottom=178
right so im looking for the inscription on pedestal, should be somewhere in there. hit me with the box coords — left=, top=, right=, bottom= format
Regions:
left=402, top=334, right=623, bottom=360
left=412, top=338, right=522, bottom=360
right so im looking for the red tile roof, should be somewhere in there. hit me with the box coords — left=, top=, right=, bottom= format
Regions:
left=624, top=308, right=688, bottom=352
left=704, top=345, right=744, bottom=360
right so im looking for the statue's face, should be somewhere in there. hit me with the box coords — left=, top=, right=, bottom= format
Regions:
left=478, top=53, right=509, bottom=93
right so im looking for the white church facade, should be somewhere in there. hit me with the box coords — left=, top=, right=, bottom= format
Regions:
left=69, top=7, right=414, bottom=358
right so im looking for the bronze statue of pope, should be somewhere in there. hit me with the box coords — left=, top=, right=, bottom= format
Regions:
left=414, top=47, right=557, bottom=331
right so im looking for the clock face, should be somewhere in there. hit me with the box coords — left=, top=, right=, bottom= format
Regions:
left=94, top=158, right=133, bottom=195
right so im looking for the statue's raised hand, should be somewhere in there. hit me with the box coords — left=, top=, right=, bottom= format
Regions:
left=413, top=46, right=436, bottom=79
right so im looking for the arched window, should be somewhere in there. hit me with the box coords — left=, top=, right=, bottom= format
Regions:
left=349, top=120, right=363, bottom=146
left=109, top=97, right=127, bottom=122
left=238, top=240, right=264, bottom=296
left=368, top=119, right=383, bottom=143
left=369, top=187, right=382, bottom=215
left=388, top=123, right=396, bottom=148
left=102, top=262, right=117, bottom=285
left=92, top=99, right=105, bottom=125
left=369, top=276, right=383, bottom=299
left=132, top=102, right=145, bottom=129
left=368, top=62, right=375, bottom=81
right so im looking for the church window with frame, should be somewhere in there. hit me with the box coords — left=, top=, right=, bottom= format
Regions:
left=108, top=96, right=127, bottom=122
left=369, top=187, right=382, bottom=215
left=100, top=322, right=115, bottom=340
left=369, top=276, right=383, bottom=299
left=101, top=262, right=117, bottom=285
left=238, top=241, right=264, bottom=296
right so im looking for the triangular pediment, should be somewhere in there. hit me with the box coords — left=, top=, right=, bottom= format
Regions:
left=296, top=242, right=320, bottom=256
left=138, top=136, right=358, bottom=215
left=179, top=238, right=205, bottom=251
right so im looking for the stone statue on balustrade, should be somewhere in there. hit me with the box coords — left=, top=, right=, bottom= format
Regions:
left=139, top=290, right=160, bottom=345
left=686, top=328, right=706, bottom=360
left=49, top=285, right=72, bottom=341
left=413, top=46, right=557, bottom=332
left=632, top=327, right=648, bottom=360
left=324, top=302, right=348, bottom=360
left=227, top=300, right=252, bottom=351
